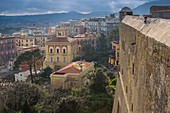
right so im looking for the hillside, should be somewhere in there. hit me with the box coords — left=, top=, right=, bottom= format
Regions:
left=0, top=11, right=107, bottom=26
left=133, top=0, right=170, bottom=15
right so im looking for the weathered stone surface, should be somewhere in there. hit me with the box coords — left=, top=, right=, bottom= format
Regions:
left=112, top=16, right=170, bottom=113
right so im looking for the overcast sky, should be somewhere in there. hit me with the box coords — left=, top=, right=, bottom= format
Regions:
left=0, top=0, right=156, bottom=15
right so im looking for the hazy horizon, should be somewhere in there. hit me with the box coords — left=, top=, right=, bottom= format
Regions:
left=0, top=0, right=157, bottom=16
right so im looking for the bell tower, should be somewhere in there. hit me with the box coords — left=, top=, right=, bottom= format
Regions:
left=56, top=28, right=67, bottom=38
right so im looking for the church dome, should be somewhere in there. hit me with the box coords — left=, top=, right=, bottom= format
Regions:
left=120, top=7, right=133, bottom=13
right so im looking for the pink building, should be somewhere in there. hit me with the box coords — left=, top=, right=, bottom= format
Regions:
left=0, top=36, right=17, bottom=65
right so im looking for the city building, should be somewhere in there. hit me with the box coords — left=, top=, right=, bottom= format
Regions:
left=59, top=20, right=80, bottom=37
left=17, top=45, right=40, bottom=56
left=34, top=34, right=53, bottom=48
left=150, top=6, right=170, bottom=19
left=0, top=36, right=17, bottom=65
left=86, top=18, right=119, bottom=36
left=44, top=28, right=77, bottom=70
left=48, top=27, right=56, bottom=36
left=50, top=61, right=94, bottom=89
left=74, top=33, right=97, bottom=56
left=16, top=36, right=35, bottom=47
left=108, top=41, right=119, bottom=67
left=74, top=25, right=85, bottom=35
left=14, top=70, right=30, bottom=82
left=112, top=16, right=170, bottom=113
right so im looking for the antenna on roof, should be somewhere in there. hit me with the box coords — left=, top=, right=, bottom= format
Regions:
left=144, top=16, right=148, bottom=24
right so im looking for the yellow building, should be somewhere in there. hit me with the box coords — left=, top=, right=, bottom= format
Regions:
left=44, top=28, right=77, bottom=69
left=16, top=36, right=35, bottom=47
left=50, top=61, right=94, bottom=89
left=108, top=41, right=119, bottom=66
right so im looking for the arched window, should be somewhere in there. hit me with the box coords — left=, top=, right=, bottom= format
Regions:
left=49, top=46, right=54, bottom=53
left=62, top=46, right=67, bottom=54
left=56, top=46, right=60, bottom=53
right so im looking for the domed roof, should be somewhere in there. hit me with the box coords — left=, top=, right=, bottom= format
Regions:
left=120, top=7, right=132, bottom=13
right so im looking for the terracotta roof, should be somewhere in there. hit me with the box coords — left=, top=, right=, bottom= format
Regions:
left=53, top=61, right=93, bottom=75
left=47, top=37, right=75, bottom=43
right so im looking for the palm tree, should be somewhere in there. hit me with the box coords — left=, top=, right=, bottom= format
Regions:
left=32, top=49, right=43, bottom=76
left=14, top=49, right=42, bottom=83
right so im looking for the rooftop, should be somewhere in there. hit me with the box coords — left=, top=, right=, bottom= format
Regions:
left=47, top=37, right=75, bottom=43
left=122, top=16, right=170, bottom=47
left=52, top=61, right=94, bottom=75
left=120, top=7, right=132, bottom=13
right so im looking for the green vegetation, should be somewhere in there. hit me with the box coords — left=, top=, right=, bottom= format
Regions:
left=7, top=28, right=119, bottom=113
left=0, top=67, right=116, bottom=113
left=73, top=33, right=111, bottom=66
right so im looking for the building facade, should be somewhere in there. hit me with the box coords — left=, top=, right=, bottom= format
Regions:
left=150, top=6, right=170, bottom=19
left=45, top=28, right=77, bottom=70
left=50, top=61, right=94, bottom=89
left=108, top=41, right=119, bottom=67
left=112, top=16, right=170, bottom=113
left=0, top=36, right=17, bottom=65
left=48, top=27, right=56, bottom=36
left=16, top=36, right=35, bottom=47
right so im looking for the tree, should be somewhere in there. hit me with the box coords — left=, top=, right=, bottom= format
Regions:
left=3, top=83, right=41, bottom=113
left=14, top=49, right=42, bottom=83
left=107, top=26, right=119, bottom=42
left=32, top=49, right=43, bottom=76
left=90, top=69, right=108, bottom=93
left=58, top=96, right=82, bottom=113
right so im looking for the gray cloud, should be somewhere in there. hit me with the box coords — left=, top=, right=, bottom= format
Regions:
left=0, top=0, right=156, bottom=15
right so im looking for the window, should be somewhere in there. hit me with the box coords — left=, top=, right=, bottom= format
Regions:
left=26, top=44, right=28, bottom=46
left=71, top=82, right=73, bottom=86
left=122, top=69, right=123, bottom=75
left=58, top=31, right=63, bottom=36
left=56, top=46, right=60, bottom=53
left=78, top=46, right=81, bottom=51
left=63, top=49, right=66, bottom=54
left=62, top=46, right=67, bottom=54
left=122, top=40, right=125, bottom=51
left=132, top=63, right=135, bottom=74
left=131, top=103, right=133, bottom=112
left=126, top=86, right=128, bottom=93
left=50, top=57, right=53, bottom=63
left=117, top=101, right=120, bottom=113
left=63, top=57, right=66, bottom=63
left=50, top=49, right=53, bottom=53
left=57, top=49, right=59, bottom=53
left=49, top=46, right=54, bottom=53
left=26, top=40, right=28, bottom=42
left=56, top=57, right=59, bottom=62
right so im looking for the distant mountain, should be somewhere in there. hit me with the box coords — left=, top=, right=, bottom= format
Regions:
left=133, top=0, right=170, bottom=15
left=0, top=11, right=107, bottom=26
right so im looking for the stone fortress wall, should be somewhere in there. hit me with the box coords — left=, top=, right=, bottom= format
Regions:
left=112, top=16, right=170, bottom=113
